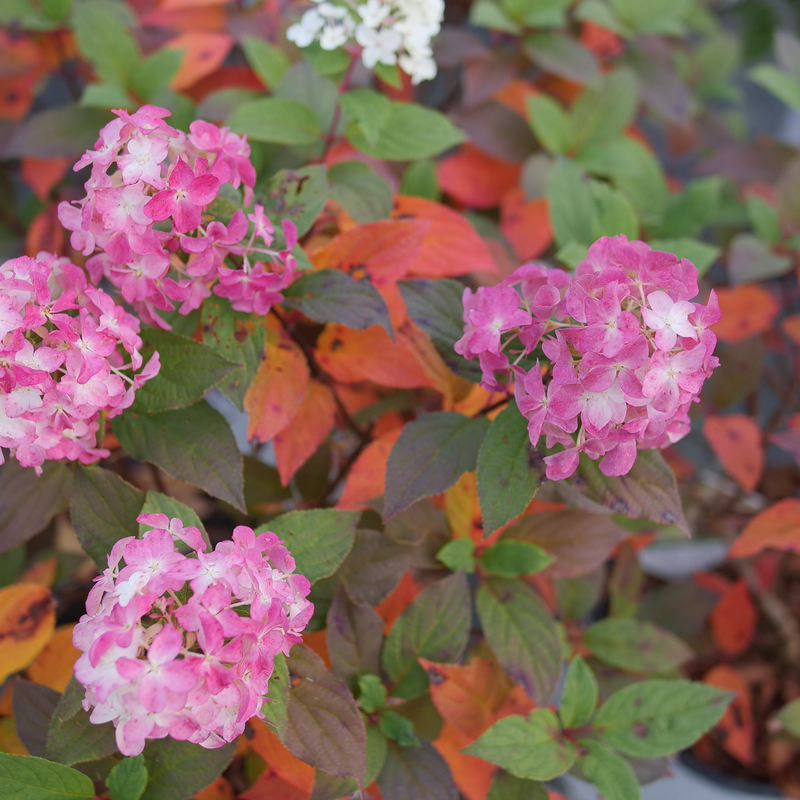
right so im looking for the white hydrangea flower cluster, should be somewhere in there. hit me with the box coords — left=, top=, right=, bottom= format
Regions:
left=287, top=0, right=443, bottom=85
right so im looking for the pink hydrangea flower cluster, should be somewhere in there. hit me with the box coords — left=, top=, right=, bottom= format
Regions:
left=58, top=105, right=297, bottom=328
left=455, top=235, right=721, bottom=481
left=73, top=515, right=313, bottom=756
left=0, top=251, right=159, bottom=472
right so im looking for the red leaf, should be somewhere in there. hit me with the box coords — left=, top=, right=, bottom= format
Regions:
left=166, top=32, right=234, bottom=91
left=704, top=414, right=764, bottom=493
left=703, top=665, right=754, bottom=765
left=274, top=381, right=337, bottom=485
left=337, top=426, right=403, bottom=511
left=248, top=719, right=315, bottom=793
left=245, top=330, right=309, bottom=443
left=391, top=195, right=498, bottom=277
left=437, top=144, right=521, bottom=209
left=312, top=219, right=430, bottom=286
left=500, top=188, right=553, bottom=261
left=712, top=285, right=779, bottom=344
left=20, top=157, right=69, bottom=202
left=433, top=723, right=495, bottom=800
left=729, top=498, right=800, bottom=558
left=375, top=569, right=422, bottom=634
left=709, top=579, right=757, bottom=656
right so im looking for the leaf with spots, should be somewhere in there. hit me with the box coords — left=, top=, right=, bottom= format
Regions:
left=258, top=165, right=328, bottom=237
left=245, top=328, right=310, bottom=443
left=593, top=679, right=733, bottom=758
left=0, top=584, right=55, bottom=684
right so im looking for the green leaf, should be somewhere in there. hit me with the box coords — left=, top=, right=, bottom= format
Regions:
left=132, top=328, right=238, bottom=414
left=70, top=465, right=144, bottom=569
left=384, top=412, right=490, bottom=519
left=524, top=31, right=599, bottom=85
left=487, top=773, right=548, bottom=800
left=546, top=159, right=595, bottom=248
left=555, top=450, right=689, bottom=534
left=12, top=679, right=59, bottom=758
left=398, top=279, right=483, bottom=383
left=283, top=269, right=393, bottom=337
left=45, top=678, right=116, bottom=766
left=575, top=0, right=628, bottom=35
left=5, top=105, right=112, bottom=158
left=138, top=491, right=209, bottom=548
left=746, top=195, right=782, bottom=246
left=608, top=0, right=693, bottom=34
left=80, top=82, right=131, bottom=109
left=383, top=572, right=471, bottom=699
left=285, top=645, right=367, bottom=781
left=559, top=656, right=598, bottom=729
left=0, top=753, right=95, bottom=799
left=648, top=238, right=720, bottom=276
left=113, top=400, right=245, bottom=512
left=229, top=97, right=322, bottom=145
left=379, top=711, right=419, bottom=747
left=141, top=739, right=236, bottom=800
left=358, top=674, right=387, bottom=714
left=750, top=64, right=800, bottom=110
left=0, top=460, right=72, bottom=552
left=436, top=538, right=476, bottom=574
left=651, top=177, right=724, bottom=239
left=327, top=587, right=384, bottom=688
left=328, top=161, right=393, bottom=223
left=340, top=88, right=391, bottom=147
left=476, top=578, right=560, bottom=705
left=578, top=740, right=640, bottom=800
left=262, top=653, right=290, bottom=738
left=526, top=95, right=572, bottom=154
left=259, top=165, right=328, bottom=238
left=374, top=61, right=402, bottom=88
left=310, top=772, right=357, bottom=800
left=480, top=541, right=553, bottom=578
left=570, top=68, right=640, bottom=152
left=72, top=0, right=140, bottom=87
left=477, top=402, right=544, bottom=536
left=377, top=740, right=458, bottom=800
left=257, top=509, right=358, bottom=584
left=275, top=62, right=338, bottom=132
left=583, top=618, right=692, bottom=673
left=774, top=698, right=800, bottom=737
left=593, top=680, right=733, bottom=757
left=107, top=756, right=148, bottom=800
left=132, top=49, right=182, bottom=103
left=465, top=709, right=575, bottom=781
left=339, top=530, right=416, bottom=607
left=200, top=297, right=264, bottom=411
left=401, top=160, right=440, bottom=202
left=590, top=180, right=639, bottom=240
left=241, top=36, right=290, bottom=90
left=349, top=102, right=465, bottom=161
left=469, top=0, right=522, bottom=33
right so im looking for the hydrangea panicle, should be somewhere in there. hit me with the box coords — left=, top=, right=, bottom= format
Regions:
left=458, top=235, right=720, bottom=481
left=59, top=108, right=295, bottom=329
left=287, top=0, right=443, bottom=85
left=73, top=516, right=313, bottom=756
left=0, top=252, right=159, bottom=472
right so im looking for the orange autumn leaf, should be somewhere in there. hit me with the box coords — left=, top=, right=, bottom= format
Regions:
left=140, top=5, right=226, bottom=32
left=167, top=32, right=234, bottom=91
left=704, top=414, right=764, bottom=493
left=493, top=79, right=541, bottom=117
left=375, top=569, right=422, bottom=634
left=492, top=684, right=536, bottom=722
left=444, top=471, right=482, bottom=542
left=301, top=629, right=331, bottom=668
left=0, top=584, right=56, bottom=684
left=782, top=315, right=800, bottom=345
left=239, top=771, right=309, bottom=800
left=434, top=723, right=495, bottom=800
left=312, top=219, right=430, bottom=286
left=712, top=285, right=779, bottom=344
left=20, top=157, right=69, bottom=202
left=500, top=189, right=553, bottom=261
left=391, top=195, right=498, bottom=277
left=245, top=330, right=309, bottom=443
left=729, top=498, right=800, bottom=557
left=26, top=624, right=79, bottom=692
left=703, top=665, right=754, bottom=765
left=437, top=145, right=521, bottom=209
left=194, top=775, right=234, bottom=800
left=0, top=718, right=28, bottom=756
left=248, top=719, right=315, bottom=793
left=709, top=579, right=757, bottom=656
left=420, top=657, right=512, bottom=739
left=19, top=556, right=58, bottom=588
left=315, top=324, right=432, bottom=389
left=273, top=381, right=337, bottom=486
left=337, top=426, right=403, bottom=511
left=25, top=206, right=64, bottom=257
